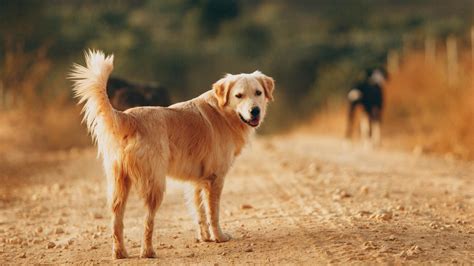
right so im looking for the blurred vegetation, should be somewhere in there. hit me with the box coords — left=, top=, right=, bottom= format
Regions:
left=0, top=0, right=472, bottom=133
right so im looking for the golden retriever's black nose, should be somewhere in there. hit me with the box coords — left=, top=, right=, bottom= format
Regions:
left=250, top=107, right=260, bottom=117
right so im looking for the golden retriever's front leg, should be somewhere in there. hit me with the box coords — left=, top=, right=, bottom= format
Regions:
left=203, top=178, right=231, bottom=243
left=185, top=185, right=211, bottom=242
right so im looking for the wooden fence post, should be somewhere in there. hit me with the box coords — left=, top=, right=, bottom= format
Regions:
left=446, top=35, right=458, bottom=86
left=471, top=26, right=474, bottom=87
left=402, top=34, right=410, bottom=56
left=387, top=50, right=400, bottom=74
left=425, top=37, right=436, bottom=63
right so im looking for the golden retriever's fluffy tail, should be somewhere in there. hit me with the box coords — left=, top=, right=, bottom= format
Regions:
left=69, top=50, right=134, bottom=155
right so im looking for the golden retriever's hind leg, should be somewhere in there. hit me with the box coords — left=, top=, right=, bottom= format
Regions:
left=109, top=173, right=131, bottom=259
left=185, top=184, right=211, bottom=242
left=203, top=178, right=231, bottom=243
left=139, top=179, right=164, bottom=258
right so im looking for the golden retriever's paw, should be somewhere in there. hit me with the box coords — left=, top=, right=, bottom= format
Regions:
left=214, top=232, right=231, bottom=243
left=195, top=235, right=212, bottom=243
left=140, top=247, right=157, bottom=258
left=196, top=228, right=212, bottom=242
left=112, top=248, right=129, bottom=259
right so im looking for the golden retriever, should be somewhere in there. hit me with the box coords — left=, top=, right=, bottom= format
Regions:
left=69, top=50, right=274, bottom=259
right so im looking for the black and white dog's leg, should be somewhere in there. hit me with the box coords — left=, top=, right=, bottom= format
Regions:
left=370, top=108, right=382, bottom=146
left=346, top=89, right=362, bottom=139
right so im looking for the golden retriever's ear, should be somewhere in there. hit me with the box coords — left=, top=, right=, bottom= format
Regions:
left=253, top=71, right=275, bottom=101
left=213, top=75, right=235, bottom=107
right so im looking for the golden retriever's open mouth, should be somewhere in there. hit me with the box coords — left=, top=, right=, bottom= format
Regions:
left=239, top=113, right=260, bottom=127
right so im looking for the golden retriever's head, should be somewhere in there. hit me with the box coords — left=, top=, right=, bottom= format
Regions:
left=213, top=71, right=274, bottom=128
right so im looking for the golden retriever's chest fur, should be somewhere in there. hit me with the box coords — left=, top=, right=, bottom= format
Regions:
left=124, top=92, right=251, bottom=183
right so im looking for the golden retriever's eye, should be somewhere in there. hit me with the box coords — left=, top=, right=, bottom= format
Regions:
left=235, top=93, right=243, bottom=99
left=256, top=90, right=262, bottom=96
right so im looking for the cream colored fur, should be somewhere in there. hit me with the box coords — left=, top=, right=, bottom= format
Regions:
left=69, top=50, right=274, bottom=259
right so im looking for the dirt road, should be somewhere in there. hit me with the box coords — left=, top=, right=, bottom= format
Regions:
left=1, top=134, right=473, bottom=264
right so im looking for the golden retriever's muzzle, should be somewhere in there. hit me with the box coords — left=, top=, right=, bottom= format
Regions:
left=239, top=106, right=261, bottom=127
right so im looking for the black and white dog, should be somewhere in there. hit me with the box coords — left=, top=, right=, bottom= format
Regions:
left=346, top=67, right=387, bottom=145
left=107, top=77, right=171, bottom=111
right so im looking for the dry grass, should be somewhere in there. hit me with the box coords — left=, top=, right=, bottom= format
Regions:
left=385, top=52, right=474, bottom=158
left=305, top=51, right=474, bottom=159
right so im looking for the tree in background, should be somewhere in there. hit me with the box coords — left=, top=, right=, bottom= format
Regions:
left=0, top=0, right=471, bottom=132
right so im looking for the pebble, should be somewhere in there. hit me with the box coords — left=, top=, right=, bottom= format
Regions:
left=396, top=205, right=405, bottom=211
left=357, top=211, right=372, bottom=217
left=36, top=227, right=43, bottom=234
left=442, top=224, right=454, bottom=231
left=399, top=245, right=422, bottom=258
left=166, top=244, right=175, bottom=249
left=410, top=245, right=421, bottom=252
left=96, top=225, right=107, bottom=232
left=8, top=237, right=22, bottom=245
left=370, top=210, right=393, bottom=221
left=57, top=218, right=66, bottom=225
left=362, top=241, right=377, bottom=250
left=397, top=250, right=407, bottom=258
left=91, top=212, right=103, bottom=219
left=360, top=186, right=369, bottom=194
left=55, top=227, right=65, bottom=234
left=240, top=204, right=253, bottom=210
left=18, top=252, right=26, bottom=258
left=379, top=245, right=389, bottom=253
left=429, top=222, right=440, bottom=229
left=186, top=253, right=195, bottom=258
left=244, top=247, right=253, bottom=252
left=47, top=242, right=56, bottom=249
left=333, top=189, right=352, bottom=200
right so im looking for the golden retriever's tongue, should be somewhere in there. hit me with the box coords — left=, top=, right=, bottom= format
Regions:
left=249, top=117, right=260, bottom=127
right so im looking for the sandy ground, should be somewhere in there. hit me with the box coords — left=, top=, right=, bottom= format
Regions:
left=0, top=134, right=473, bottom=264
